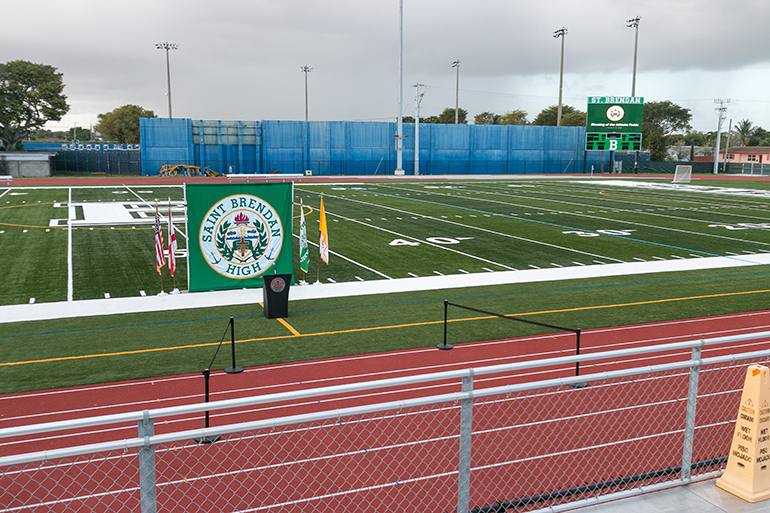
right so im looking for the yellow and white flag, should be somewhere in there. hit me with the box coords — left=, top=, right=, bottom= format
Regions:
left=319, top=195, right=329, bottom=264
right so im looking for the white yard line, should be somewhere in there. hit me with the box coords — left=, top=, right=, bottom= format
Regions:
left=124, top=186, right=188, bottom=240
left=327, top=209, right=517, bottom=271
left=4, top=253, right=770, bottom=324
left=292, top=233, right=391, bottom=279
left=380, top=182, right=770, bottom=250
left=67, top=187, right=73, bottom=302
left=487, top=182, right=770, bottom=227
left=0, top=189, right=10, bottom=199
left=304, top=188, right=621, bottom=264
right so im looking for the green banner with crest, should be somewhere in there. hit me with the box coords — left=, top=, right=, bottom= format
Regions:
left=186, top=183, right=294, bottom=292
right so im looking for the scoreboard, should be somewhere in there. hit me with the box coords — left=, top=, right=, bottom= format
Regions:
left=585, top=96, right=643, bottom=151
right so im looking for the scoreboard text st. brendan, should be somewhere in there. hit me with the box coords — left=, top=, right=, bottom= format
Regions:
left=585, top=96, right=644, bottom=151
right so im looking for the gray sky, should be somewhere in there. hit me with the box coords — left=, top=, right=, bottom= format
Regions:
left=3, top=0, right=770, bottom=134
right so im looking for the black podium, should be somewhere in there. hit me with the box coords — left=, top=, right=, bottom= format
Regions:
left=262, top=274, right=291, bottom=319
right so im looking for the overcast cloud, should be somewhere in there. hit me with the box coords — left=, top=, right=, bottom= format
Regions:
left=2, top=0, right=769, bottom=134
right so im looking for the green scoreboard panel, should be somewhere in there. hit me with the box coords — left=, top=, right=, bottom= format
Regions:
left=585, top=96, right=643, bottom=151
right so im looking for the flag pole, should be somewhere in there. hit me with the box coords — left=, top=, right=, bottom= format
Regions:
left=155, top=199, right=166, bottom=296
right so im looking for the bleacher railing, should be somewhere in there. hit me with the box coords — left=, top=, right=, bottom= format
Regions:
left=2, top=331, right=769, bottom=512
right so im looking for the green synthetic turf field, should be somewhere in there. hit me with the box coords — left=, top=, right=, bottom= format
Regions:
left=2, top=177, right=770, bottom=393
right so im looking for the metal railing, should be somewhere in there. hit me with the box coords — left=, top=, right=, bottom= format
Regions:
left=2, top=330, right=770, bottom=512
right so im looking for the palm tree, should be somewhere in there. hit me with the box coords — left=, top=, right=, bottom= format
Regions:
left=734, top=118, right=755, bottom=146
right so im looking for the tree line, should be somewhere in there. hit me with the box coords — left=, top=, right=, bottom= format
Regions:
left=2, top=60, right=768, bottom=161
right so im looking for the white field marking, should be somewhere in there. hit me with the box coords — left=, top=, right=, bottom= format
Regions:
left=355, top=276, right=364, bottom=281
left=551, top=263, right=563, bottom=267
left=140, top=290, right=146, bottom=297
left=690, top=254, right=703, bottom=258
left=545, top=182, right=770, bottom=221
left=593, top=260, right=607, bottom=265
left=572, top=261, right=585, bottom=266
left=46, top=229, right=49, bottom=232
left=529, top=265, right=540, bottom=269
left=433, top=271, right=444, bottom=276
left=652, top=257, right=667, bottom=261
left=67, top=187, right=73, bottom=302
left=29, top=298, right=35, bottom=304
left=633, top=258, right=646, bottom=262
left=302, top=202, right=517, bottom=271
left=458, top=269, right=469, bottom=273
left=22, top=229, right=27, bottom=233
left=104, top=293, right=110, bottom=299
left=327, top=278, right=336, bottom=283
left=5, top=315, right=764, bottom=429
left=303, top=189, right=623, bottom=265
left=472, top=185, right=770, bottom=246
left=291, top=233, right=391, bottom=279
left=744, top=250, right=756, bottom=254
left=465, top=183, right=770, bottom=248
left=0, top=231, right=3, bottom=234
left=408, top=272, right=419, bottom=277
left=671, top=255, right=685, bottom=259
left=7, top=185, right=182, bottom=190
left=0, top=189, right=9, bottom=200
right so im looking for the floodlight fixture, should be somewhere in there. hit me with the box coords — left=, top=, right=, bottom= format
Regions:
left=452, top=60, right=460, bottom=124
left=155, top=42, right=178, bottom=118
left=301, top=66, right=312, bottom=122
left=626, top=16, right=641, bottom=96
left=553, top=28, right=567, bottom=126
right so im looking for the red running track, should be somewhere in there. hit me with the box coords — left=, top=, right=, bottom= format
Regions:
left=2, top=309, right=770, bottom=458
left=2, top=310, right=770, bottom=512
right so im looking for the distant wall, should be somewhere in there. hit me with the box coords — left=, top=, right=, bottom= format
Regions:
left=140, top=118, right=610, bottom=176
left=0, top=153, right=54, bottom=177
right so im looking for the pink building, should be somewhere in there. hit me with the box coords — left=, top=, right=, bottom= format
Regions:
left=719, top=146, right=770, bottom=163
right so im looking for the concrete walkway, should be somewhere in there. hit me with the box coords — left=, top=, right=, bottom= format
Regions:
left=2, top=253, right=769, bottom=324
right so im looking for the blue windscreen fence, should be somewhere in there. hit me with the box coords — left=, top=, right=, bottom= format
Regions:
left=140, top=118, right=611, bottom=176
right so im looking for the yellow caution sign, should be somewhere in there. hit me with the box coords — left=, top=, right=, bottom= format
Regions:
left=716, top=365, right=770, bottom=502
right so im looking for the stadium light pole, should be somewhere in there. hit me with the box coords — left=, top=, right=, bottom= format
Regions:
left=413, top=83, right=425, bottom=176
left=301, top=66, right=312, bottom=121
left=395, top=0, right=404, bottom=174
left=627, top=16, right=641, bottom=97
left=155, top=42, right=178, bottom=119
left=553, top=27, right=567, bottom=127
left=452, top=60, right=461, bottom=124
left=713, top=99, right=730, bottom=175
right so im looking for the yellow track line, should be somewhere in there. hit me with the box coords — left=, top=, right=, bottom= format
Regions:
left=3, top=287, right=770, bottom=368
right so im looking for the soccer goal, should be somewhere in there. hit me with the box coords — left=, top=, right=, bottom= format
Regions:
left=672, top=165, right=692, bottom=184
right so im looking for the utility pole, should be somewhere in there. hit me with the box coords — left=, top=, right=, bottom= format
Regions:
left=723, top=118, right=732, bottom=173
left=413, top=83, right=425, bottom=176
left=553, top=27, right=567, bottom=126
left=627, top=16, right=641, bottom=97
left=713, top=99, right=730, bottom=175
left=301, top=66, right=312, bottom=121
left=395, top=0, right=405, bottom=174
left=155, top=42, right=178, bottom=118
left=452, top=60, right=461, bottom=124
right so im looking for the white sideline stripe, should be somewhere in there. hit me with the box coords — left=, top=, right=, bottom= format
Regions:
left=67, top=187, right=73, bottom=302
left=3, top=253, right=770, bottom=324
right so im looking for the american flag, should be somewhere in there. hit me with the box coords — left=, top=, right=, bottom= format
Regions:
left=155, top=203, right=165, bottom=274
left=167, top=200, right=177, bottom=277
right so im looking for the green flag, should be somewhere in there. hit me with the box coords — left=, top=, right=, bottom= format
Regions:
left=299, top=200, right=309, bottom=274
left=186, top=183, right=294, bottom=292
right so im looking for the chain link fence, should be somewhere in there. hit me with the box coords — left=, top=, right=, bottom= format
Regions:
left=2, top=335, right=768, bottom=513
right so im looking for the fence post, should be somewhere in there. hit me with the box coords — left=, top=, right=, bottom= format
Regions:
left=457, top=371, right=474, bottom=513
left=681, top=345, right=702, bottom=481
left=138, top=410, right=158, bottom=513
